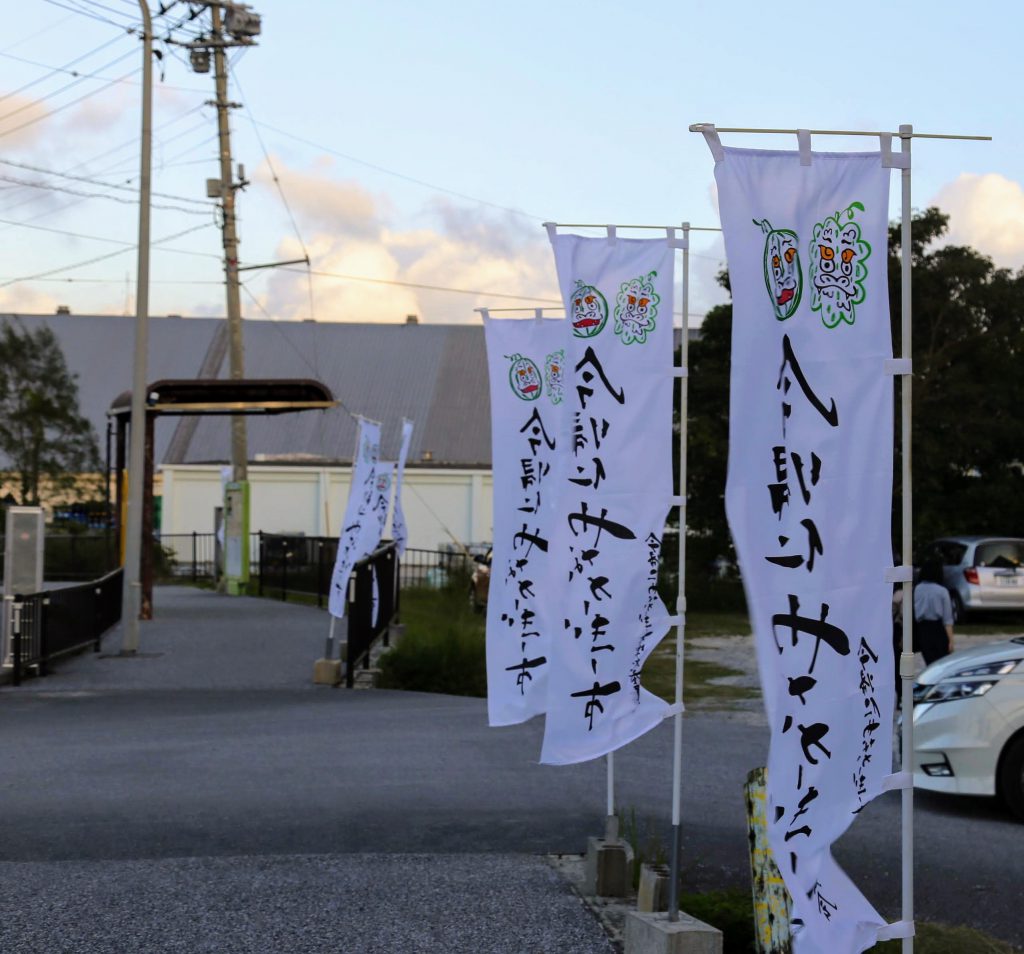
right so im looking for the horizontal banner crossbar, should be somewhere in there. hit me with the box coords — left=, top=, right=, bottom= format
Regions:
left=689, top=123, right=990, bottom=141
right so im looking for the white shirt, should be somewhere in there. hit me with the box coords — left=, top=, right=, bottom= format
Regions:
left=913, top=581, right=952, bottom=626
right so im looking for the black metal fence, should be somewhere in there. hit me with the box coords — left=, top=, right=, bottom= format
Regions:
left=5, top=568, right=124, bottom=686
left=344, top=543, right=398, bottom=688
left=0, top=533, right=118, bottom=582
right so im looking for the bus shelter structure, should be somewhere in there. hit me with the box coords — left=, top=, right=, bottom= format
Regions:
left=108, top=378, right=336, bottom=619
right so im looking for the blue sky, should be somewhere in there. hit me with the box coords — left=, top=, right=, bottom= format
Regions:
left=1, top=0, right=1020, bottom=325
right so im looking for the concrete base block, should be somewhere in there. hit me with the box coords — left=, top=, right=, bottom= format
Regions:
left=625, top=911, right=723, bottom=954
left=637, top=863, right=670, bottom=913
left=312, top=658, right=341, bottom=686
left=584, top=835, right=630, bottom=897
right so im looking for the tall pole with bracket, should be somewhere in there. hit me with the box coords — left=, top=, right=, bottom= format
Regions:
left=120, top=0, right=153, bottom=652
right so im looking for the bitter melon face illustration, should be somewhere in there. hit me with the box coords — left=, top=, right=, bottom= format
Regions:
left=570, top=281, right=608, bottom=338
left=614, top=272, right=659, bottom=344
left=508, top=354, right=542, bottom=400
left=544, top=350, right=564, bottom=405
left=809, top=203, right=871, bottom=328
left=754, top=219, right=802, bottom=320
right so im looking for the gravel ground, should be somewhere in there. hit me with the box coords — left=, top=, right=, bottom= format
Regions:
left=0, top=854, right=615, bottom=954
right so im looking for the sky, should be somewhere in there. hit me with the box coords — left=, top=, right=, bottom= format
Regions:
left=1, top=0, right=1022, bottom=329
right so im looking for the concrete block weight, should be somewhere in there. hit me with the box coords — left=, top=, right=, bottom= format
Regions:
left=583, top=835, right=631, bottom=898
left=625, top=911, right=723, bottom=954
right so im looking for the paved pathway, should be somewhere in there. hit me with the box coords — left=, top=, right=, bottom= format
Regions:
left=0, top=587, right=615, bottom=954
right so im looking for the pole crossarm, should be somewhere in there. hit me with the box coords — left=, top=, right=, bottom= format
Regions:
left=689, top=122, right=991, bottom=141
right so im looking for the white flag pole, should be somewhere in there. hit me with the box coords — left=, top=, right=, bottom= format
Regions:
left=898, top=123, right=915, bottom=954
left=606, top=752, right=615, bottom=836
left=667, top=222, right=691, bottom=921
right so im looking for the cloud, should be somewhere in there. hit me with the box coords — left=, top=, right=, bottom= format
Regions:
left=0, top=93, right=49, bottom=149
left=251, top=159, right=559, bottom=324
left=932, top=173, right=1024, bottom=269
left=0, top=285, right=60, bottom=314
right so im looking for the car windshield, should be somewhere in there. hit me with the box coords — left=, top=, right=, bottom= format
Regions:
left=974, top=541, right=1024, bottom=569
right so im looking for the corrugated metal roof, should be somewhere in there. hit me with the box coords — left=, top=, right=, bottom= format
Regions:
left=0, top=313, right=221, bottom=466
left=0, top=314, right=493, bottom=469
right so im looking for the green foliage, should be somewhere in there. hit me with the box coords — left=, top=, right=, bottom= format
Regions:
left=677, top=889, right=758, bottom=954
left=0, top=320, right=101, bottom=506
left=377, top=576, right=487, bottom=696
left=887, top=209, right=1024, bottom=546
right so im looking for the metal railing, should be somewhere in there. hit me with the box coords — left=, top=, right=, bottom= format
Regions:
left=344, top=542, right=398, bottom=689
left=0, top=532, right=118, bottom=582
left=4, top=568, right=124, bottom=686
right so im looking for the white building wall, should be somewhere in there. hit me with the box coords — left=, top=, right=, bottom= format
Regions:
left=159, top=464, right=494, bottom=555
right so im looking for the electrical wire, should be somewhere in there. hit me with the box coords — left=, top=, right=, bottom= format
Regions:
left=0, top=221, right=214, bottom=288
left=280, top=267, right=561, bottom=304
left=0, top=46, right=138, bottom=125
left=248, top=118, right=544, bottom=223
left=0, top=173, right=212, bottom=214
left=1, top=12, right=77, bottom=55
left=0, top=33, right=127, bottom=106
left=40, top=0, right=139, bottom=31
left=0, top=214, right=221, bottom=261
left=0, top=66, right=139, bottom=141
left=0, top=157, right=215, bottom=206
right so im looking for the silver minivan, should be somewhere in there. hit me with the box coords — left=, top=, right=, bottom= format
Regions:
left=924, top=536, right=1024, bottom=621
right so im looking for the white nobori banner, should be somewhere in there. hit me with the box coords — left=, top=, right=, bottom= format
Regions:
left=541, top=234, right=675, bottom=765
left=716, top=145, right=895, bottom=953
left=391, top=419, right=415, bottom=557
left=328, top=418, right=381, bottom=618
left=483, top=314, right=566, bottom=726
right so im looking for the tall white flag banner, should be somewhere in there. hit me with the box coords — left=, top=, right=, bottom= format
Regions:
left=328, top=419, right=381, bottom=618
left=391, top=420, right=415, bottom=557
left=368, top=463, right=395, bottom=627
left=716, top=145, right=895, bottom=953
left=541, top=234, right=674, bottom=765
left=483, top=315, right=565, bottom=726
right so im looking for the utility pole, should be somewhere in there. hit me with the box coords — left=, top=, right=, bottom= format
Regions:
left=187, top=2, right=260, bottom=593
left=121, top=0, right=153, bottom=652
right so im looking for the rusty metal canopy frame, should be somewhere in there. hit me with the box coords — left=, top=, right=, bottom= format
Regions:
left=108, top=378, right=336, bottom=418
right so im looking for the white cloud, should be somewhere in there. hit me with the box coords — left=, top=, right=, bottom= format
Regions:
left=251, top=159, right=559, bottom=324
left=932, top=173, right=1024, bottom=269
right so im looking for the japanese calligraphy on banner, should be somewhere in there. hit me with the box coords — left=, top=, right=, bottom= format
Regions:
left=483, top=315, right=565, bottom=726
left=328, top=418, right=380, bottom=618
left=391, top=420, right=415, bottom=556
left=716, top=146, right=895, bottom=953
left=540, top=234, right=674, bottom=765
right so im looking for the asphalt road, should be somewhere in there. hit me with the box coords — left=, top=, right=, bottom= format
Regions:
left=0, top=587, right=1021, bottom=951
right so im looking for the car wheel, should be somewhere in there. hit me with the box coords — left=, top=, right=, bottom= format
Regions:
left=950, top=591, right=968, bottom=624
left=997, top=733, right=1024, bottom=822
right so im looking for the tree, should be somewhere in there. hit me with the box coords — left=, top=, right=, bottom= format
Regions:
left=0, top=320, right=101, bottom=506
left=685, top=208, right=1024, bottom=565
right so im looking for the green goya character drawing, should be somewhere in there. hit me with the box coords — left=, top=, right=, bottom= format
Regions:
left=570, top=281, right=608, bottom=338
left=613, top=271, right=659, bottom=344
left=507, top=353, right=542, bottom=401
left=753, top=219, right=802, bottom=320
left=544, top=350, right=564, bottom=405
left=808, top=201, right=871, bottom=328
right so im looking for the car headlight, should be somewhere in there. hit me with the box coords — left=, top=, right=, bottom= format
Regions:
left=915, top=680, right=996, bottom=704
left=952, top=660, right=1021, bottom=678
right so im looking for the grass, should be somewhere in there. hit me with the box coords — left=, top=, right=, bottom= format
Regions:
left=377, top=577, right=487, bottom=696
left=671, top=888, right=1020, bottom=954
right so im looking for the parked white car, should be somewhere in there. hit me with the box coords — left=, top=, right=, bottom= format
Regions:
left=912, top=638, right=1024, bottom=819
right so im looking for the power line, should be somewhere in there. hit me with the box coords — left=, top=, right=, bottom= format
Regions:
left=0, top=222, right=214, bottom=288
left=0, top=33, right=127, bottom=106
left=40, top=0, right=139, bottom=31
left=0, top=172, right=212, bottom=214
left=249, top=117, right=544, bottom=222
left=0, top=46, right=138, bottom=125
left=281, top=266, right=561, bottom=304
left=0, top=66, right=139, bottom=141
left=0, top=156, right=215, bottom=205
left=0, top=214, right=221, bottom=261
left=0, top=12, right=77, bottom=55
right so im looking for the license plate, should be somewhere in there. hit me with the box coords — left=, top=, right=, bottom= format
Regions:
left=995, top=576, right=1019, bottom=586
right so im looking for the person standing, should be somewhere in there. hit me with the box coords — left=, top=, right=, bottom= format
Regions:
left=913, top=559, right=955, bottom=665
